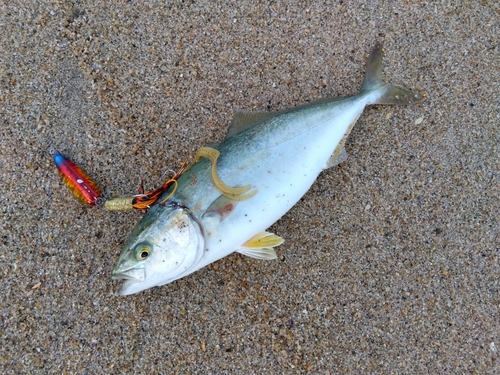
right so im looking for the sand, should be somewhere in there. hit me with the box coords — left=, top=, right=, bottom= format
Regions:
left=1, top=1, right=498, bottom=373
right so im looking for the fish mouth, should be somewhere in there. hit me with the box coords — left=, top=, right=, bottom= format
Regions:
left=112, top=267, right=148, bottom=296
left=111, top=266, right=146, bottom=282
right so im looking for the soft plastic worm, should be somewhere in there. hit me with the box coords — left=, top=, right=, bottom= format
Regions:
left=194, top=147, right=257, bottom=201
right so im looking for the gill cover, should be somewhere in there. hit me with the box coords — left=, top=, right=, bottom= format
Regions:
left=112, top=203, right=204, bottom=295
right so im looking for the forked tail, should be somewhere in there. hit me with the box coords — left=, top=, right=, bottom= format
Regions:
left=362, top=42, right=426, bottom=105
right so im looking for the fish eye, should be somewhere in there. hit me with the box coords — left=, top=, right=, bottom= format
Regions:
left=134, top=243, right=152, bottom=260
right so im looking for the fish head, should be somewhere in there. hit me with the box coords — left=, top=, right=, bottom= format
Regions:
left=112, top=203, right=204, bottom=295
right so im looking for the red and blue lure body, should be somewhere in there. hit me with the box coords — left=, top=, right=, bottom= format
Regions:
left=53, top=153, right=102, bottom=206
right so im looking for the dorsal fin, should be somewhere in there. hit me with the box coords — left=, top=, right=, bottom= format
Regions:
left=226, top=111, right=281, bottom=139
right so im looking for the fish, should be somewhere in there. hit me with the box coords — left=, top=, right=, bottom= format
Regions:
left=53, top=153, right=102, bottom=206
left=112, top=43, right=426, bottom=295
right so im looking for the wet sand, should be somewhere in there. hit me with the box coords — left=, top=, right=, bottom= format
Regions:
left=1, top=1, right=498, bottom=373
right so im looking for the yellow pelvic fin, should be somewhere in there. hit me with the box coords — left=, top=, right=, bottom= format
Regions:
left=236, top=247, right=277, bottom=260
left=242, top=231, right=284, bottom=249
left=194, top=147, right=257, bottom=201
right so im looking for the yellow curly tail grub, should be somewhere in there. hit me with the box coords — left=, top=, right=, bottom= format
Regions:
left=195, top=147, right=257, bottom=201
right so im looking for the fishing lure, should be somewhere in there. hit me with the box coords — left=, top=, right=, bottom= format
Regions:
left=53, top=153, right=102, bottom=206
left=194, top=147, right=257, bottom=200
left=105, top=146, right=253, bottom=212
left=105, top=157, right=189, bottom=211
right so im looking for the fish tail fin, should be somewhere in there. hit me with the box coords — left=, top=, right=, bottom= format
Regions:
left=361, top=42, right=426, bottom=105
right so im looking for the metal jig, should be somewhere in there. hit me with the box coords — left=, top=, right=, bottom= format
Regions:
left=53, top=153, right=102, bottom=206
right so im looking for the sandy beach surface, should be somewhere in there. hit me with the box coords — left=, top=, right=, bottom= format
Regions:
left=1, top=1, right=498, bottom=373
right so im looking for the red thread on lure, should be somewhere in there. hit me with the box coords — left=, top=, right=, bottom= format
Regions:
left=53, top=153, right=102, bottom=206
left=131, top=157, right=188, bottom=211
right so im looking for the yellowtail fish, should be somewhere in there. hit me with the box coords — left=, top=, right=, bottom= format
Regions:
left=112, top=43, right=426, bottom=295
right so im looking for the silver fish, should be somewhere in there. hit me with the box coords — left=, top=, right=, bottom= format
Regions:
left=112, top=43, right=425, bottom=295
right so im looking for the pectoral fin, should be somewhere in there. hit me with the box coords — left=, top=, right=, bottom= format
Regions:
left=203, top=195, right=238, bottom=222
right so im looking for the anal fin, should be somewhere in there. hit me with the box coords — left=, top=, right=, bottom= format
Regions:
left=327, top=147, right=348, bottom=168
